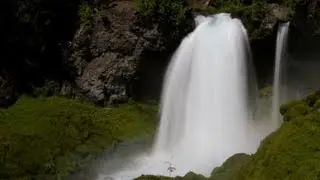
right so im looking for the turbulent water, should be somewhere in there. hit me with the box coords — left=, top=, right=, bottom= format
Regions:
left=95, top=14, right=277, bottom=180
left=271, top=22, right=290, bottom=126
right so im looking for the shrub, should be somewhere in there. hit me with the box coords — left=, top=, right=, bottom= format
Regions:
left=134, top=0, right=191, bottom=44
left=134, top=0, right=189, bottom=24
left=78, top=3, right=93, bottom=24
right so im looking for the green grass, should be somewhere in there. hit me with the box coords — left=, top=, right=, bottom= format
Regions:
left=0, top=96, right=158, bottom=180
left=236, top=91, right=320, bottom=180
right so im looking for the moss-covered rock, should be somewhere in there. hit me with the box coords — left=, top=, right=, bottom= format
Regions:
left=259, top=85, right=272, bottom=98
left=282, top=102, right=311, bottom=122
left=134, top=175, right=174, bottom=180
left=235, top=91, right=320, bottom=180
left=210, top=153, right=251, bottom=180
left=183, top=172, right=207, bottom=180
left=279, top=99, right=306, bottom=115
left=0, top=96, right=158, bottom=180
left=134, top=171, right=205, bottom=180
left=306, top=91, right=320, bottom=106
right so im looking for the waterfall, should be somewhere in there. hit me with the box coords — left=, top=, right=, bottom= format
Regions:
left=271, top=22, right=290, bottom=127
left=97, top=13, right=276, bottom=180
left=154, top=13, right=257, bottom=164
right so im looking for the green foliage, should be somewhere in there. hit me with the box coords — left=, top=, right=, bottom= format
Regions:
left=135, top=0, right=189, bottom=24
left=134, top=172, right=205, bottom=180
left=183, top=172, right=206, bottom=180
left=279, top=99, right=307, bottom=114
left=134, top=0, right=191, bottom=44
left=134, top=0, right=157, bottom=18
left=0, top=96, right=157, bottom=180
left=193, top=0, right=272, bottom=40
left=78, top=3, right=94, bottom=24
left=306, top=91, right=320, bottom=106
left=251, top=1, right=269, bottom=21
left=210, top=153, right=251, bottom=180
left=236, top=91, right=320, bottom=180
left=259, top=86, right=272, bottom=98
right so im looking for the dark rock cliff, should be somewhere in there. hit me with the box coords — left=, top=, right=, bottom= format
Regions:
left=67, top=1, right=173, bottom=105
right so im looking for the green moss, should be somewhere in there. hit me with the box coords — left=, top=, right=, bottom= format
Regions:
left=134, top=175, right=174, bottom=180
left=210, top=153, right=251, bottom=180
left=259, top=86, right=272, bottom=98
left=134, top=172, right=205, bottom=180
left=134, top=0, right=191, bottom=42
left=279, top=99, right=307, bottom=115
left=183, top=172, right=206, bottom=180
left=313, top=100, right=320, bottom=110
left=78, top=3, right=93, bottom=24
left=282, top=103, right=311, bottom=122
left=306, top=91, right=320, bottom=106
left=0, top=96, right=157, bottom=180
left=235, top=91, right=320, bottom=180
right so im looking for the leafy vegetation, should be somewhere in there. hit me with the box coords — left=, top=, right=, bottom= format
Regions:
left=192, top=0, right=272, bottom=40
left=78, top=3, right=94, bottom=26
left=134, top=0, right=189, bottom=26
left=0, top=96, right=158, bottom=180
left=134, top=0, right=192, bottom=47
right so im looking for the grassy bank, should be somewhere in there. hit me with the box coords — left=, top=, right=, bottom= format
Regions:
left=0, top=96, right=158, bottom=180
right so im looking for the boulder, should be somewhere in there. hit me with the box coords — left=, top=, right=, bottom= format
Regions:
left=210, top=153, right=251, bottom=180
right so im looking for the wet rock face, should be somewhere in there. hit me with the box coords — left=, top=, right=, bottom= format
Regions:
left=68, top=1, right=166, bottom=105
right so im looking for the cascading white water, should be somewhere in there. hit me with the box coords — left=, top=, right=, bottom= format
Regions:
left=154, top=13, right=256, bottom=164
left=97, top=14, right=276, bottom=180
left=271, top=22, right=290, bottom=126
